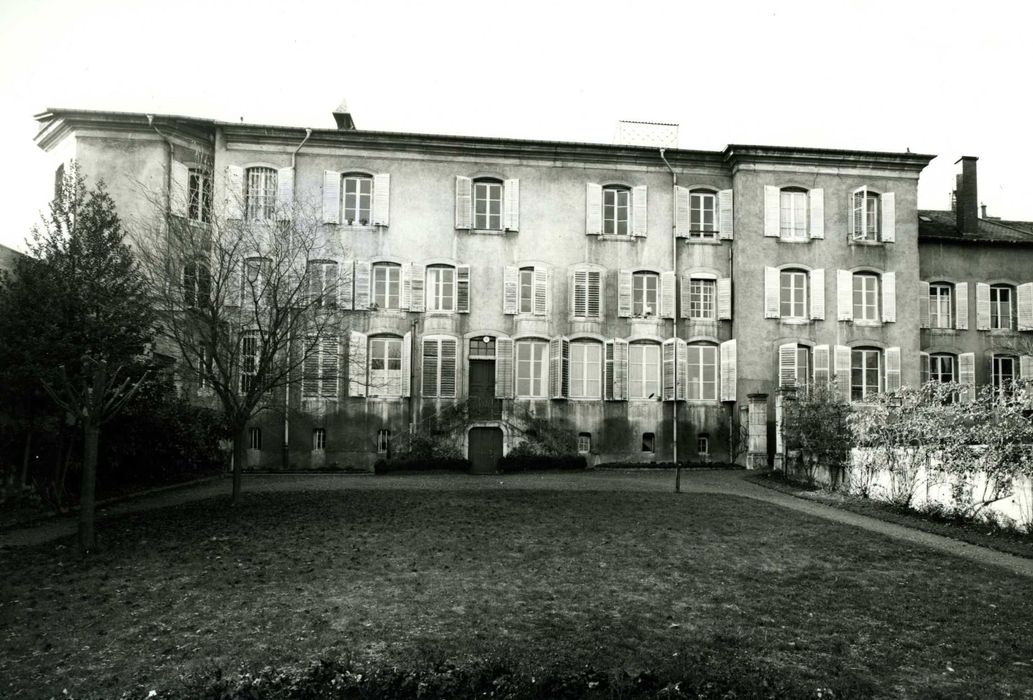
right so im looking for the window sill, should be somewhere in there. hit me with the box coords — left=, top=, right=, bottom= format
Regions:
left=463, top=228, right=512, bottom=235
left=779, top=317, right=812, bottom=325
left=369, top=308, right=408, bottom=315
left=988, top=329, right=1019, bottom=336
left=365, top=395, right=406, bottom=401
left=927, top=327, right=958, bottom=335
left=596, top=234, right=638, bottom=242
left=339, top=224, right=381, bottom=232
left=777, top=237, right=812, bottom=244
left=680, top=232, right=721, bottom=244
left=568, top=397, right=604, bottom=402
left=852, top=320, right=884, bottom=328
left=848, top=239, right=886, bottom=247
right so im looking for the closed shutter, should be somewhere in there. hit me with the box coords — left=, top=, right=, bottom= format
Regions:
left=763, top=185, right=780, bottom=237
left=339, top=260, right=354, bottom=310
left=321, top=336, right=340, bottom=399
left=614, top=339, right=628, bottom=400
left=495, top=337, right=515, bottom=399
left=881, top=192, right=896, bottom=243
left=717, top=277, right=732, bottom=320
left=660, top=271, right=676, bottom=319
left=919, top=281, right=930, bottom=328
left=632, top=185, right=648, bottom=237
left=920, top=352, right=930, bottom=384
left=322, top=170, right=340, bottom=224
left=720, top=339, right=737, bottom=402
left=718, top=189, right=734, bottom=240
left=549, top=337, right=569, bottom=399
left=354, top=261, right=371, bottom=310
left=834, top=345, right=851, bottom=398
left=422, top=338, right=439, bottom=397
left=503, top=266, right=518, bottom=314
left=504, top=178, right=519, bottom=231
left=959, top=352, right=976, bottom=401
left=779, top=343, right=798, bottom=387
left=348, top=331, right=368, bottom=397
left=586, top=183, right=602, bottom=235
left=617, top=269, right=633, bottom=317
left=882, top=271, right=896, bottom=323
left=885, top=347, right=901, bottom=392
left=455, top=176, right=472, bottom=229
left=674, top=186, right=691, bottom=238
left=764, top=267, right=779, bottom=318
left=456, top=265, right=471, bottom=313
left=440, top=339, right=457, bottom=398
left=225, top=165, right=244, bottom=220
left=809, top=188, right=824, bottom=239
left=1017, top=282, right=1033, bottom=330
left=587, top=271, right=602, bottom=317
left=409, top=264, right=425, bottom=312
left=533, top=266, right=549, bottom=316
left=676, top=339, right=688, bottom=401
left=302, top=341, right=319, bottom=398
left=976, top=283, right=991, bottom=330
left=170, top=161, right=189, bottom=217
left=838, top=269, right=853, bottom=321
left=571, top=269, right=587, bottom=316
left=1021, top=355, right=1033, bottom=379
left=955, top=282, right=969, bottom=330
left=400, top=331, right=411, bottom=398
left=813, top=345, right=830, bottom=386
left=810, top=268, right=825, bottom=320
left=662, top=339, right=676, bottom=401
left=372, top=173, right=390, bottom=226
left=276, top=167, right=294, bottom=220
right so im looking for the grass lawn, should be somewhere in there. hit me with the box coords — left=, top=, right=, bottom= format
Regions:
left=1, top=489, right=1032, bottom=699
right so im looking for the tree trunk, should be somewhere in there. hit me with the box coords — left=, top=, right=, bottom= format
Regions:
left=79, top=421, right=100, bottom=556
left=231, top=427, right=247, bottom=506
left=19, top=429, right=33, bottom=488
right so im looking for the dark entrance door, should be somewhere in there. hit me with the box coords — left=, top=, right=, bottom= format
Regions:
left=469, top=427, right=503, bottom=474
left=468, top=359, right=501, bottom=420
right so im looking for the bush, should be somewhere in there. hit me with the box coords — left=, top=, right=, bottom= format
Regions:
left=497, top=454, right=586, bottom=473
left=595, top=461, right=739, bottom=470
left=374, top=457, right=471, bottom=474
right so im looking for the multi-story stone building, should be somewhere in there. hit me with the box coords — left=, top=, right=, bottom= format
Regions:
left=31, top=106, right=1033, bottom=472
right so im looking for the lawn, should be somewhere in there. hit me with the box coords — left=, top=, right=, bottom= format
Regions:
left=1, top=489, right=1032, bottom=699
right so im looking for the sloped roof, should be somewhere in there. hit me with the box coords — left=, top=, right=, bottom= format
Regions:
left=918, top=209, right=1033, bottom=245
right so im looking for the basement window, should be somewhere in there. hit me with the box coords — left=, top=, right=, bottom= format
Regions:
left=248, top=427, right=262, bottom=450
left=313, top=428, right=326, bottom=451
left=577, top=433, right=591, bottom=454
left=642, top=432, right=655, bottom=453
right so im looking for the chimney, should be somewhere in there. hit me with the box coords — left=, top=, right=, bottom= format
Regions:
left=955, top=156, right=978, bottom=234
left=980, top=203, right=987, bottom=219
left=332, top=98, right=356, bottom=131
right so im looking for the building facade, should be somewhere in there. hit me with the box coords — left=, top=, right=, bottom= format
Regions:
left=32, top=107, right=1033, bottom=472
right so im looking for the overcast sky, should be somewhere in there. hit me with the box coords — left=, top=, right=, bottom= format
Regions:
left=1, top=0, right=1029, bottom=252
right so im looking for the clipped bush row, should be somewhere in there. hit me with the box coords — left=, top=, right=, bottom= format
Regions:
left=596, top=461, right=739, bottom=470
left=497, top=454, right=586, bottom=473
left=373, top=457, right=471, bottom=474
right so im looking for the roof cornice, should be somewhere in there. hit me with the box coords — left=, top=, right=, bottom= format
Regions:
left=724, top=144, right=936, bottom=173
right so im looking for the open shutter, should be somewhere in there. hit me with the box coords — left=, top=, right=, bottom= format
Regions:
left=617, top=269, right=633, bottom=317
left=372, top=173, right=390, bottom=226
left=302, top=342, right=319, bottom=399
left=809, top=188, right=824, bottom=239
left=604, top=341, right=614, bottom=400
left=354, top=261, right=371, bottom=310
left=322, top=336, right=340, bottom=399
left=976, top=283, right=991, bottom=330
left=225, top=165, right=244, bottom=220
left=455, top=176, right=472, bottom=229
left=399, top=264, right=411, bottom=310
left=763, top=185, right=780, bottom=237
left=885, top=347, right=901, bottom=392
left=881, top=192, right=895, bottom=243
left=720, top=339, right=737, bottom=402
left=632, top=185, right=648, bottom=237
left=834, top=345, right=851, bottom=398
left=348, top=331, right=368, bottom=397
left=850, top=187, right=866, bottom=240
left=919, top=281, right=931, bottom=328
left=422, top=338, right=439, bottom=397
left=504, top=178, right=519, bottom=231
left=718, top=189, right=733, bottom=240
left=779, top=343, right=798, bottom=387
left=676, top=339, right=688, bottom=401
left=401, top=331, right=411, bottom=398
left=533, top=266, right=549, bottom=316
left=660, top=271, right=676, bottom=319
left=276, top=167, right=294, bottom=220
left=680, top=275, right=692, bottom=319
left=170, top=161, right=189, bottom=217
left=587, top=271, right=602, bottom=317
left=503, top=266, right=518, bottom=314
left=813, top=345, right=830, bottom=386
left=764, top=267, right=779, bottom=318
left=920, top=352, right=930, bottom=384
left=956, top=282, right=969, bottom=330
left=571, top=269, right=586, bottom=316
left=717, top=277, right=732, bottom=320
left=675, top=186, right=691, bottom=238
left=586, top=183, right=602, bottom=235
left=322, top=170, right=340, bottom=224
left=1020, top=355, right=1033, bottom=380
left=339, top=260, right=354, bottom=310
left=409, top=264, right=425, bottom=312
left=662, top=339, right=676, bottom=401
left=495, top=338, right=515, bottom=399
left=614, top=339, right=628, bottom=401
left=456, top=265, right=471, bottom=313
left=809, top=268, right=825, bottom=320
left=959, top=352, right=976, bottom=401
left=549, top=337, right=569, bottom=399
left=1017, top=282, right=1033, bottom=331
left=440, top=339, right=457, bottom=398
left=882, top=271, right=896, bottom=323
left=838, top=269, right=853, bottom=321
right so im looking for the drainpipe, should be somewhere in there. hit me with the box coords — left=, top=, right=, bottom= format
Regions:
left=409, top=318, right=418, bottom=434
left=660, top=148, right=680, bottom=492
left=146, top=115, right=173, bottom=216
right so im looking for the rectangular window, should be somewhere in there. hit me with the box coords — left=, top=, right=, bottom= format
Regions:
left=369, top=337, right=402, bottom=397
left=248, top=427, right=262, bottom=450
left=929, top=354, right=955, bottom=383
left=239, top=331, right=260, bottom=393
left=243, top=257, right=271, bottom=307
left=642, top=433, right=655, bottom=452
left=852, top=189, right=880, bottom=241
left=569, top=342, right=602, bottom=399
left=473, top=180, right=503, bottom=230
left=689, top=191, right=717, bottom=237
left=519, top=268, right=534, bottom=314
left=990, top=286, right=1014, bottom=330
left=628, top=343, right=661, bottom=399
left=515, top=340, right=548, bottom=397
left=372, top=263, right=401, bottom=310
left=313, top=428, right=326, bottom=451
left=697, top=434, right=710, bottom=458
left=780, top=270, right=808, bottom=319
left=686, top=344, right=718, bottom=401
left=992, top=355, right=1016, bottom=392
left=689, top=279, right=716, bottom=320
left=188, top=167, right=211, bottom=223
left=377, top=429, right=390, bottom=454
left=577, top=433, right=591, bottom=454
left=306, top=261, right=338, bottom=309
left=853, top=274, right=879, bottom=321
left=426, top=267, right=456, bottom=312
left=779, top=189, right=808, bottom=239
left=851, top=349, right=881, bottom=401
left=603, top=188, right=630, bottom=235
left=632, top=272, right=659, bottom=317
left=469, top=337, right=495, bottom=357
left=343, top=176, right=373, bottom=226
left=929, top=284, right=953, bottom=329
left=246, top=167, right=277, bottom=221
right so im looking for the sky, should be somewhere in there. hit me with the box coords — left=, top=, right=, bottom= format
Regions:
left=1, top=0, right=1030, bottom=252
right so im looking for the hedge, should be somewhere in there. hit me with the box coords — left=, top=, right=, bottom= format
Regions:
left=497, top=454, right=586, bottom=473
left=595, top=461, right=739, bottom=470
left=373, top=457, right=471, bottom=474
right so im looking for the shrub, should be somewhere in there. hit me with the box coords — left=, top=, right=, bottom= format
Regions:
left=373, top=457, right=471, bottom=474
left=497, top=454, right=586, bottom=473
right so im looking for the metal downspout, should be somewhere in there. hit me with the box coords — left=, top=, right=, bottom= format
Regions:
left=660, top=148, right=680, bottom=492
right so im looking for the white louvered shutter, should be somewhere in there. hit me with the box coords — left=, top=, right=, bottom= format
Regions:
left=549, top=337, right=569, bottom=399
left=276, top=167, right=294, bottom=221
left=919, top=281, right=931, bottom=328
left=779, top=343, right=798, bottom=387
left=533, top=266, right=549, bottom=316
left=455, top=176, right=472, bottom=229
left=321, top=336, right=340, bottom=399
left=401, top=331, right=411, bottom=398
left=456, top=265, right=471, bottom=313
left=1017, top=283, right=1033, bottom=331
left=504, top=179, right=519, bottom=231
left=503, top=266, right=518, bottom=314
left=920, top=353, right=930, bottom=384
left=495, top=338, right=515, bottom=399
left=225, top=165, right=244, bottom=220
left=810, top=268, right=825, bottom=320
left=409, top=264, right=425, bottom=312
left=422, top=338, right=439, bottom=397
left=718, top=189, right=734, bottom=240
left=813, top=345, right=830, bottom=386
left=885, top=347, right=901, bottom=392
left=348, top=331, right=368, bottom=397
left=587, top=271, right=602, bottom=317
left=764, top=267, right=779, bottom=318
left=170, top=161, right=189, bottom=217
left=881, top=192, right=896, bottom=243
left=838, top=270, right=853, bottom=321
left=617, top=269, right=633, bottom=317
left=676, top=338, right=688, bottom=401
left=632, top=185, right=648, bottom=237
left=834, top=345, right=851, bottom=398
left=955, top=282, right=969, bottom=330
left=372, top=173, right=390, bottom=226
left=354, top=261, right=371, bottom=310
left=302, top=341, right=319, bottom=399
left=882, top=271, right=896, bottom=323
left=614, top=339, right=628, bottom=401
left=322, top=170, right=340, bottom=224
left=717, top=278, right=732, bottom=320
left=662, top=339, right=676, bottom=401
left=976, top=283, right=991, bottom=330
left=440, top=339, right=457, bottom=398
left=675, top=186, right=691, bottom=238
left=1021, top=355, right=1033, bottom=380
left=720, top=339, right=737, bottom=402
left=809, top=189, right=824, bottom=239
left=337, top=260, right=354, bottom=310
left=604, top=340, right=615, bottom=400
left=763, top=185, right=780, bottom=237
left=959, top=352, right=976, bottom=401
left=399, top=264, right=411, bottom=310
left=586, top=183, right=602, bottom=235
left=679, top=275, right=692, bottom=319
left=660, top=271, right=676, bottom=319
left=571, top=269, right=584, bottom=316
